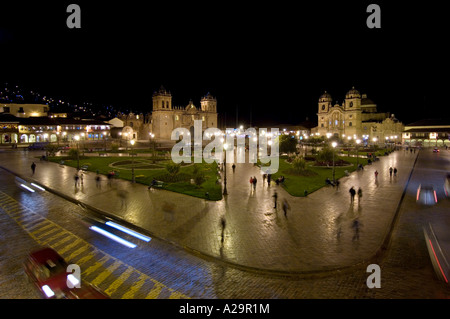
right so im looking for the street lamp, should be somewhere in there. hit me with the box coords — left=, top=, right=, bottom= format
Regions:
left=149, top=132, right=156, bottom=163
left=331, top=141, right=337, bottom=183
left=356, top=139, right=361, bottom=169
left=223, top=142, right=228, bottom=195
left=74, top=135, right=80, bottom=171
left=130, top=139, right=135, bottom=183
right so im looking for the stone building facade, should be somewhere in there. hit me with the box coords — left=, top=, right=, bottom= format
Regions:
left=312, top=87, right=404, bottom=145
left=115, top=86, right=218, bottom=141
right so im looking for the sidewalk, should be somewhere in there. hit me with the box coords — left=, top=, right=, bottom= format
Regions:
left=0, top=149, right=419, bottom=274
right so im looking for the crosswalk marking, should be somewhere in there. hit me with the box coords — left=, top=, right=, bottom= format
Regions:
left=90, top=260, right=122, bottom=287
left=145, top=282, right=164, bottom=299
left=0, top=191, right=189, bottom=299
left=121, top=274, right=147, bottom=299
left=104, top=266, right=134, bottom=296
left=65, top=243, right=91, bottom=261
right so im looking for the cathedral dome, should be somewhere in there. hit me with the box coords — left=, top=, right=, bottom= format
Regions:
left=319, top=91, right=332, bottom=102
left=345, top=86, right=361, bottom=99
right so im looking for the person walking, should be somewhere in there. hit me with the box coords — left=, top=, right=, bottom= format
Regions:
left=374, top=170, right=379, bottom=179
left=282, top=198, right=290, bottom=218
left=252, top=176, right=257, bottom=189
left=220, top=216, right=226, bottom=243
left=249, top=176, right=254, bottom=188
left=74, top=173, right=79, bottom=187
left=272, top=191, right=278, bottom=208
left=79, top=171, right=84, bottom=186
left=267, top=174, right=271, bottom=187
left=31, top=162, right=36, bottom=175
left=357, top=187, right=363, bottom=205
left=352, top=219, right=361, bottom=241
left=393, top=167, right=398, bottom=176
left=389, top=167, right=393, bottom=177
left=349, top=186, right=356, bottom=203
left=95, top=175, right=101, bottom=189
left=232, top=163, right=236, bottom=173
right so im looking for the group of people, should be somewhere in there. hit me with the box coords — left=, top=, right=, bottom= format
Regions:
left=74, top=170, right=84, bottom=187
left=349, top=186, right=363, bottom=204
left=389, top=166, right=398, bottom=177
left=249, top=176, right=258, bottom=189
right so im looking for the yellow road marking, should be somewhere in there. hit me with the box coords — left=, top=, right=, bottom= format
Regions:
left=91, top=260, right=122, bottom=286
left=121, top=274, right=147, bottom=299
left=0, top=191, right=190, bottom=299
left=145, top=282, right=163, bottom=299
left=82, top=255, right=111, bottom=277
left=104, top=266, right=134, bottom=296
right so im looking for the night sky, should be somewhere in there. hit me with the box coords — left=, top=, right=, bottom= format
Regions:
left=0, top=1, right=447, bottom=126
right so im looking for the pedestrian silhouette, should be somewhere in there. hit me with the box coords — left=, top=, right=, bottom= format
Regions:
left=232, top=164, right=236, bottom=173
left=272, top=191, right=278, bottom=208
left=357, top=187, right=362, bottom=205
left=252, top=176, right=257, bottom=189
left=31, top=162, right=36, bottom=175
left=95, top=175, right=101, bottom=189
left=389, top=167, right=393, bottom=177
left=394, top=167, right=398, bottom=176
left=352, top=219, right=361, bottom=241
left=220, top=216, right=226, bottom=243
left=74, top=173, right=79, bottom=187
left=349, top=186, right=356, bottom=203
left=374, top=170, right=379, bottom=179
left=282, top=198, right=290, bottom=217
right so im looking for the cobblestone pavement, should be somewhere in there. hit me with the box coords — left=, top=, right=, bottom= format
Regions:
left=1, top=148, right=450, bottom=299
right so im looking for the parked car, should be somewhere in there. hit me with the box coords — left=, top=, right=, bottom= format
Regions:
left=416, top=184, right=438, bottom=205
left=24, top=246, right=109, bottom=299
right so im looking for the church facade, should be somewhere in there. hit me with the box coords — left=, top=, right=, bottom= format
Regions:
left=113, top=86, right=218, bottom=141
left=312, top=87, right=404, bottom=145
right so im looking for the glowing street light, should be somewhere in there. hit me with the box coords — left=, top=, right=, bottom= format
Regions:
left=74, top=135, right=80, bottom=170
left=356, top=139, right=361, bottom=169
left=130, top=139, right=135, bottom=183
left=331, top=141, right=337, bottom=183
left=223, top=143, right=228, bottom=195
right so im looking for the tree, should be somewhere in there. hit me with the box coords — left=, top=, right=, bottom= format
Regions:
left=279, top=134, right=298, bottom=154
left=45, top=144, right=60, bottom=157
left=316, top=146, right=336, bottom=164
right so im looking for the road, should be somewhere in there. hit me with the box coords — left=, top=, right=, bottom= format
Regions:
left=0, top=147, right=450, bottom=299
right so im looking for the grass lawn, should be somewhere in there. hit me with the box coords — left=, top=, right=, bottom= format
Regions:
left=269, top=155, right=369, bottom=197
left=48, top=156, right=223, bottom=201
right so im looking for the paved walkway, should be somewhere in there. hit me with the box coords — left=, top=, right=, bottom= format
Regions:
left=0, top=149, right=420, bottom=274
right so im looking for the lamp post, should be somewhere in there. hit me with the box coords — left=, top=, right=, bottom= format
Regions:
left=149, top=132, right=155, bottom=163
left=74, top=135, right=80, bottom=171
left=223, top=142, right=228, bottom=195
left=130, top=139, right=135, bottom=183
left=331, top=141, right=337, bottom=183
left=356, top=139, right=361, bottom=169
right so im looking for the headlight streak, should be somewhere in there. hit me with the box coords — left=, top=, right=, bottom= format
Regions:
left=105, top=221, right=151, bottom=242
left=89, top=225, right=137, bottom=248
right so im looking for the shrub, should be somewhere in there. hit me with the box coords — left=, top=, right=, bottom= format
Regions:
left=166, top=162, right=181, bottom=176
left=68, top=148, right=80, bottom=160
left=316, top=147, right=335, bottom=164
left=292, top=156, right=307, bottom=173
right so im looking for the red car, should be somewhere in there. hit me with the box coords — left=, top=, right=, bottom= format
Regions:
left=24, top=247, right=109, bottom=299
